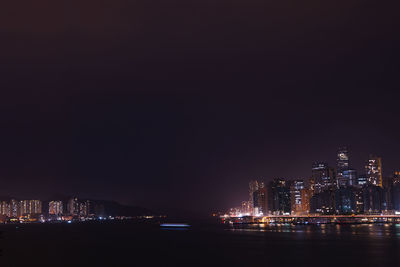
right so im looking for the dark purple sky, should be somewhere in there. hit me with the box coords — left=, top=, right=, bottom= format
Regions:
left=1, top=0, right=399, bottom=214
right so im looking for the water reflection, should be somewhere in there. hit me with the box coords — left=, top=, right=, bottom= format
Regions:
left=229, top=223, right=400, bottom=239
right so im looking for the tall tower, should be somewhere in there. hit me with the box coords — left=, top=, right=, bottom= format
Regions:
left=365, top=155, right=383, bottom=187
left=290, top=180, right=305, bottom=215
left=337, top=147, right=349, bottom=172
left=249, top=181, right=259, bottom=215
left=337, top=147, right=350, bottom=187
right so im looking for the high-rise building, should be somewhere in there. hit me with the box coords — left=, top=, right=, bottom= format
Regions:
left=10, top=199, right=20, bottom=217
left=249, top=180, right=260, bottom=215
left=68, top=197, right=79, bottom=216
left=310, top=190, right=335, bottom=214
left=253, top=187, right=268, bottom=216
left=300, top=188, right=311, bottom=215
left=363, top=184, right=386, bottom=214
left=308, top=177, right=315, bottom=193
left=337, top=147, right=353, bottom=187
left=337, top=146, right=349, bottom=174
left=49, top=201, right=63, bottom=215
left=312, top=162, right=336, bottom=193
left=393, top=170, right=400, bottom=185
left=342, top=169, right=358, bottom=187
left=268, top=179, right=291, bottom=215
left=365, top=155, right=383, bottom=187
left=20, top=200, right=29, bottom=215
left=354, top=188, right=364, bottom=214
left=19, top=200, right=42, bottom=215
left=31, top=200, right=42, bottom=214
left=335, top=187, right=356, bottom=214
left=0, top=201, right=10, bottom=216
left=79, top=200, right=91, bottom=217
left=337, top=146, right=349, bottom=170
left=290, top=180, right=305, bottom=215
left=392, top=171, right=400, bottom=211
left=357, top=174, right=368, bottom=186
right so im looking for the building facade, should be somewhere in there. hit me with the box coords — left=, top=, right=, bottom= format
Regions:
left=365, top=155, right=383, bottom=187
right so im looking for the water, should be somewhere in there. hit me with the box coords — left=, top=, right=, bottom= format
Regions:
left=1, top=221, right=400, bottom=266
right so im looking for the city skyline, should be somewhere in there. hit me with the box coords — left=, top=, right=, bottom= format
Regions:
left=227, top=146, right=400, bottom=216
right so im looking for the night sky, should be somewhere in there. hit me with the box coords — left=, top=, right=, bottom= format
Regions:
left=1, top=0, right=400, bottom=214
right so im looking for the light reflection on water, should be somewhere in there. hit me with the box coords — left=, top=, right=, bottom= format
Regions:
left=228, top=223, right=400, bottom=238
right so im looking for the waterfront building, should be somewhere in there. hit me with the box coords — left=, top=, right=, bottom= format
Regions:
left=249, top=180, right=259, bottom=214
left=312, top=162, right=336, bottom=193
left=392, top=182, right=400, bottom=212
left=31, top=200, right=42, bottom=214
left=365, top=155, right=383, bottom=187
left=10, top=199, right=20, bottom=217
left=254, top=187, right=268, bottom=215
left=299, top=189, right=311, bottom=215
left=49, top=201, right=63, bottom=215
left=310, top=190, right=335, bottom=214
left=335, top=187, right=356, bottom=214
left=20, top=200, right=30, bottom=215
left=290, top=180, right=305, bottom=215
left=354, top=188, right=364, bottom=214
left=79, top=200, right=91, bottom=217
left=68, top=197, right=79, bottom=216
left=268, top=179, right=291, bottom=215
left=0, top=201, right=10, bottom=216
left=363, top=185, right=387, bottom=214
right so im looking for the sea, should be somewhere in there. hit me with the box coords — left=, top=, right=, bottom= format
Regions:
left=1, top=220, right=400, bottom=267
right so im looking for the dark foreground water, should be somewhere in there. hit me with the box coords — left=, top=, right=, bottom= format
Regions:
left=1, top=221, right=400, bottom=267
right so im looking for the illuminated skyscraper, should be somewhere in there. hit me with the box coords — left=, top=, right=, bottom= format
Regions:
left=365, top=155, right=383, bottom=187
left=392, top=171, right=400, bottom=211
left=310, top=190, right=336, bottom=214
left=20, top=200, right=42, bottom=215
left=300, top=188, right=311, bottom=214
left=10, top=199, right=20, bottom=217
left=249, top=180, right=259, bottom=214
left=253, top=187, right=268, bottom=215
left=335, top=187, right=356, bottom=214
left=49, top=201, right=63, bottom=215
left=0, top=201, right=9, bottom=216
left=393, top=170, right=400, bottom=185
left=31, top=200, right=42, bottom=214
left=79, top=200, right=91, bottom=217
left=20, top=200, right=29, bottom=215
left=337, top=147, right=349, bottom=170
left=268, top=179, right=291, bottom=215
left=290, top=180, right=305, bottom=215
left=312, top=162, right=336, bottom=193
left=363, top=184, right=386, bottom=214
left=343, top=169, right=357, bottom=187
left=337, top=147, right=350, bottom=187
left=68, top=197, right=79, bottom=215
